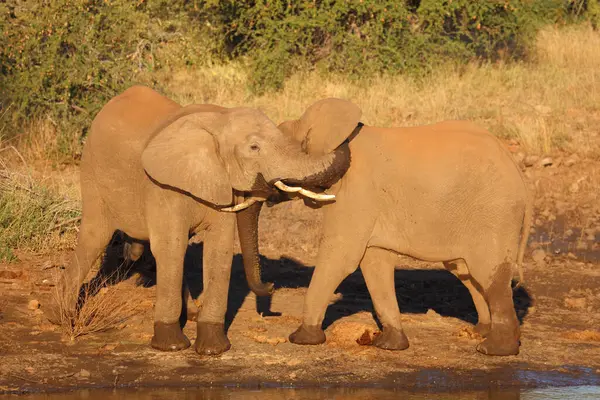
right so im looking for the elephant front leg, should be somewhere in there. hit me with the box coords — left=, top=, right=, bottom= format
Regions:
left=290, top=206, right=373, bottom=345
left=194, top=215, right=235, bottom=355
left=361, top=247, right=409, bottom=350
left=149, top=230, right=190, bottom=352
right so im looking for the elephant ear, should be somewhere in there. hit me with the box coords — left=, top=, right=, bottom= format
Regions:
left=141, top=112, right=233, bottom=206
left=295, top=98, right=362, bottom=155
left=277, top=119, right=302, bottom=142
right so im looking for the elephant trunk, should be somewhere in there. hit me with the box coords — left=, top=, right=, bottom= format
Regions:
left=236, top=200, right=274, bottom=297
left=278, top=141, right=351, bottom=189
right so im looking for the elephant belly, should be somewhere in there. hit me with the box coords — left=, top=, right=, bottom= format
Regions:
left=369, top=212, right=467, bottom=263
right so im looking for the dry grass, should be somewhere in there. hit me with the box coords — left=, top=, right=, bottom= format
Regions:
left=52, top=269, right=145, bottom=341
left=160, top=24, right=600, bottom=157
left=0, top=157, right=80, bottom=261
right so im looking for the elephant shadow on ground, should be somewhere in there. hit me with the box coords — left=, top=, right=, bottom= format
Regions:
left=84, top=232, right=532, bottom=333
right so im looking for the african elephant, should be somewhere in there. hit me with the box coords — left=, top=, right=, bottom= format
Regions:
left=47, top=86, right=349, bottom=355
left=276, top=99, right=532, bottom=356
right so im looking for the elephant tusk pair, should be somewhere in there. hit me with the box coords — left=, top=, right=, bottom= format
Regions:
left=221, top=196, right=266, bottom=212
left=221, top=180, right=334, bottom=212
left=274, top=180, right=336, bottom=201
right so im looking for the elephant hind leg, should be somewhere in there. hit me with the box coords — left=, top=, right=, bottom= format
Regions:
left=361, top=247, right=409, bottom=351
left=468, top=259, right=520, bottom=356
left=444, top=259, right=491, bottom=337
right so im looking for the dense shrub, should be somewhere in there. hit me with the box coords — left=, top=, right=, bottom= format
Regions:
left=210, top=0, right=594, bottom=93
left=1, top=0, right=599, bottom=141
left=0, top=0, right=210, bottom=145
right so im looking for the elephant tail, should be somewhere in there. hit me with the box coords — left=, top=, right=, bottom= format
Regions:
left=514, top=181, right=533, bottom=290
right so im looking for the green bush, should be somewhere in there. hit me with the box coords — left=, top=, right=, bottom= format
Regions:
left=0, top=0, right=211, bottom=147
left=208, top=0, right=596, bottom=93
left=1, top=0, right=599, bottom=140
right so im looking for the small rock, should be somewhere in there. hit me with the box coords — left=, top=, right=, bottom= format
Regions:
left=567, top=252, right=577, bottom=260
left=564, top=229, right=574, bottom=238
left=28, top=300, right=40, bottom=310
left=524, top=155, right=539, bottom=167
left=77, top=369, right=91, bottom=379
left=265, top=337, right=287, bottom=346
left=426, top=309, right=442, bottom=319
left=569, top=182, right=580, bottom=193
left=531, top=249, right=546, bottom=264
left=289, top=372, right=297, bottom=379
left=565, top=154, right=579, bottom=167
left=540, top=157, right=553, bottom=167
left=584, top=228, right=596, bottom=241
left=564, top=297, right=587, bottom=310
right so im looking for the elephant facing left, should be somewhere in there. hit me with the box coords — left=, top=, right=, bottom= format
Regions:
left=46, top=86, right=350, bottom=355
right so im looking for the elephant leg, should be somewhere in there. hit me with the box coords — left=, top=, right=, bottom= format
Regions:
left=361, top=247, right=409, bottom=350
left=444, top=260, right=491, bottom=337
left=149, top=228, right=190, bottom=352
left=47, top=205, right=114, bottom=324
left=289, top=206, right=374, bottom=345
left=471, top=261, right=520, bottom=356
left=183, top=283, right=199, bottom=322
left=194, top=213, right=235, bottom=355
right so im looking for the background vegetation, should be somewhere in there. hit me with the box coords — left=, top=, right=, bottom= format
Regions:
left=1, top=1, right=600, bottom=260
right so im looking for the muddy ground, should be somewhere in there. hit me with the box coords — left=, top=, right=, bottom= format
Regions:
left=0, top=150, right=599, bottom=394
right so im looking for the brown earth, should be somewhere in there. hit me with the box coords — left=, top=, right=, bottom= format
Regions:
left=0, top=150, right=599, bottom=394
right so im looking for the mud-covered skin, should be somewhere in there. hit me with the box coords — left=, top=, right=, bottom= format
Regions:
left=372, top=326, right=410, bottom=351
left=476, top=263, right=520, bottom=356
left=289, top=324, right=327, bottom=345
left=151, top=322, right=191, bottom=351
left=474, top=322, right=492, bottom=338
left=194, top=322, right=231, bottom=355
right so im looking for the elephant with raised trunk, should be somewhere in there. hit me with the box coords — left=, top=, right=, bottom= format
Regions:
left=276, top=99, right=532, bottom=356
left=47, top=86, right=349, bottom=355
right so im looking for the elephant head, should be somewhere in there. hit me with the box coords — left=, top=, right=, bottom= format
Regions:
left=275, top=98, right=363, bottom=196
left=140, top=104, right=352, bottom=296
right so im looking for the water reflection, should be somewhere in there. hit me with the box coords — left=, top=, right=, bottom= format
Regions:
left=13, top=386, right=600, bottom=400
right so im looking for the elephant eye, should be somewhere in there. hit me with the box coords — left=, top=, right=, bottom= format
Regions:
left=250, top=144, right=260, bottom=152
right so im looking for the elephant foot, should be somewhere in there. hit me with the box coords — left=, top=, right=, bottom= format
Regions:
left=151, top=322, right=191, bottom=351
left=194, top=322, right=231, bottom=355
left=473, top=322, right=491, bottom=338
left=289, top=324, right=326, bottom=345
left=476, top=328, right=519, bottom=356
left=372, top=326, right=409, bottom=351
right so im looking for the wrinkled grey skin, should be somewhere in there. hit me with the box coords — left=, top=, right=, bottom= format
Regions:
left=277, top=99, right=532, bottom=357
left=47, top=86, right=349, bottom=355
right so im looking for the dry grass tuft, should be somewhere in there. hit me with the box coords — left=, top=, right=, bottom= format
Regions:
left=52, top=269, right=145, bottom=341
left=0, top=158, right=80, bottom=261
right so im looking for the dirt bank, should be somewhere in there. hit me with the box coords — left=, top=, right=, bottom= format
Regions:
left=0, top=151, right=599, bottom=394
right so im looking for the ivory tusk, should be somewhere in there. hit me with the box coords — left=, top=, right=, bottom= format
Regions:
left=274, top=180, right=302, bottom=193
left=274, top=180, right=335, bottom=201
left=298, top=188, right=336, bottom=201
left=221, top=197, right=259, bottom=212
